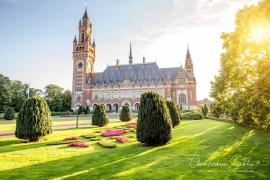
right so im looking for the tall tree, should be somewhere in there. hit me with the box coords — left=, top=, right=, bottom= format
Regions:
left=0, top=74, right=11, bottom=112
left=211, top=0, right=270, bottom=130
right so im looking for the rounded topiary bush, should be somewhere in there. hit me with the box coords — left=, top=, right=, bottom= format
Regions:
left=182, top=110, right=203, bottom=120
left=120, top=105, right=132, bottom=122
left=166, top=100, right=181, bottom=127
left=4, top=107, right=15, bottom=120
left=92, top=105, right=109, bottom=126
left=15, top=96, right=52, bottom=142
left=136, top=92, right=172, bottom=146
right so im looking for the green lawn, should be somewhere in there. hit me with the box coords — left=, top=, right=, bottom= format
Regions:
left=0, top=119, right=269, bottom=179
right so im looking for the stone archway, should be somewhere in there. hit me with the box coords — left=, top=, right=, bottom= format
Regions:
left=106, top=103, right=112, bottom=111
left=113, top=103, right=119, bottom=112
left=134, top=102, right=140, bottom=111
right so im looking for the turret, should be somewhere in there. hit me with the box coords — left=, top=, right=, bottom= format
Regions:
left=185, top=45, right=194, bottom=74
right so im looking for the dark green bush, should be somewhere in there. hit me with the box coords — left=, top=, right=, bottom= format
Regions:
left=4, top=107, right=15, bottom=120
left=84, top=106, right=90, bottom=114
left=182, top=111, right=203, bottom=120
left=15, top=96, right=52, bottom=141
left=136, top=92, right=172, bottom=146
left=92, top=105, right=109, bottom=126
left=201, top=104, right=209, bottom=116
left=166, top=101, right=181, bottom=127
left=120, top=105, right=132, bottom=122
left=51, top=111, right=72, bottom=116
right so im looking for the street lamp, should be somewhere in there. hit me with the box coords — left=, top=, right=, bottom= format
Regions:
left=74, top=104, right=80, bottom=128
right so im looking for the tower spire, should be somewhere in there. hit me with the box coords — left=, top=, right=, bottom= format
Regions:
left=83, top=0, right=88, bottom=19
left=186, top=44, right=191, bottom=58
left=129, top=42, right=133, bottom=64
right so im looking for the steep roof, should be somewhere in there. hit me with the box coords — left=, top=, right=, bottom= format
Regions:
left=90, top=62, right=194, bottom=85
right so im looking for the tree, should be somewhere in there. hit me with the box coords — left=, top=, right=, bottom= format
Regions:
left=84, top=106, right=90, bottom=114
left=137, top=92, right=172, bottom=146
left=120, top=105, right=132, bottom=122
left=44, top=84, right=63, bottom=100
left=44, top=85, right=71, bottom=112
left=15, top=96, right=52, bottom=142
left=61, top=90, right=72, bottom=111
left=166, top=100, right=181, bottom=127
left=210, top=0, right=270, bottom=130
left=201, top=104, right=209, bottom=116
left=210, top=101, right=224, bottom=118
left=10, top=80, right=27, bottom=112
left=4, top=107, right=15, bottom=120
left=0, top=74, right=11, bottom=113
left=0, top=83, right=11, bottom=113
left=92, top=105, right=109, bottom=126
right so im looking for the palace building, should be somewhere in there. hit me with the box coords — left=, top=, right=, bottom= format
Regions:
left=72, top=8, right=197, bottom=111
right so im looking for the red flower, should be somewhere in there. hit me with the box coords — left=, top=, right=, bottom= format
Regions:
left=101, top=130, right=127, bottom=137
left=64, top=136, right=78, bottom=141
left=68, top=142, right=89, bottom=147
left=116, top=137, right=130, bottom=143
left=127, top=123, right=136, bottom=128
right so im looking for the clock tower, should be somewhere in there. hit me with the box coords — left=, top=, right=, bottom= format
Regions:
left=72, top=7, right=96, bottom=108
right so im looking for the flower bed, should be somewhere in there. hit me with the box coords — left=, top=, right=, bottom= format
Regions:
left=64, top=136, right=78, bottom=141
left=101, top=130, right=127, bottom=137
left=127, top=123, right=136, bottom=128
left=68, top=141, right=89, bottom=148
left=116, top=137, right=130, bottom=143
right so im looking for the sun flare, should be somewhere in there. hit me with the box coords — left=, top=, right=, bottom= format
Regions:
left=248, top=22, right=270, bottom=42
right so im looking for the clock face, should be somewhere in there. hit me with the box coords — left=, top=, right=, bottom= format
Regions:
left=77, top=62, right=83, bottom=69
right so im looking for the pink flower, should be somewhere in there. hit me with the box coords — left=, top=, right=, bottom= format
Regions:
left=64, top=136, right=78, bottom=141
left=68, top=142, right=89, bottom=147
left=127, top=123, right=136, bottom=128
left=116, top=137, right=130, bottom=143
left=101, top=130, right=127, bottom=137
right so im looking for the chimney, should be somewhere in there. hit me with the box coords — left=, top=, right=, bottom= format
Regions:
left=116, top=59, right=120, bottom=66
left=143, top=57, right=146, bottom=64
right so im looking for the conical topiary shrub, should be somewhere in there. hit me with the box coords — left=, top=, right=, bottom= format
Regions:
left=120, top=105, right=132, bottom=122
left=92, top=104, right=109, bottom=126
left=15, top=96, right=52, bottom=142
left=4, top=107, right=15, bottom=120
left=136, top=92, right=172, bottom=146
left=166, top=100, right=181, bottom=127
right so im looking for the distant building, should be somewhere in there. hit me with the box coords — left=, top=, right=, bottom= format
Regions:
left=197, top=98, right=214, bottom=107
left=72, top=8, right=197, bottom=111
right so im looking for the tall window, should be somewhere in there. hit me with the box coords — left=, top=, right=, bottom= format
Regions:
left=179, top=93, right=186, bottom=105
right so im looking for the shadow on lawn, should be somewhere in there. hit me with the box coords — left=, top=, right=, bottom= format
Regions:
left=0, top=122, right=268, bottom=180
left=0, top=139, right=20, bottom=147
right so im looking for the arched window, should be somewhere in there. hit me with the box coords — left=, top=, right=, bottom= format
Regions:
left=113, top=103, right=119, bottom=112
left=135, top=103, right=140, bottom=111
left=107, top=104, right=112, bottom=111
left=179, top=93, right=186, bottom=105
left=93, top=104, right=97, bottom=110
left=82, top=33, right=85, bottom=42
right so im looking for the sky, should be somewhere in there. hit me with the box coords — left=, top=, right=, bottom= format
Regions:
left=0, top=0, right=260, bottom=100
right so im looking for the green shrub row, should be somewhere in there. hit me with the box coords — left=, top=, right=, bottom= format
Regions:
left=182, top=111, right=203, bottom=120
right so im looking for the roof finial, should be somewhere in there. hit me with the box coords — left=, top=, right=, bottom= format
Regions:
left=73, top=35, right=77, bottom=43
left=129, top=41, right=133, bottom=64
left=85, top=0, right=87, bottom=11
left=186, top=44, right=191, bottom=58
left=83, top=0, right=88, bottom=19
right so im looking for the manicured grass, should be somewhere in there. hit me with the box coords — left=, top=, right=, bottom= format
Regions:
left=0, top=119, right=269, bottom=179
